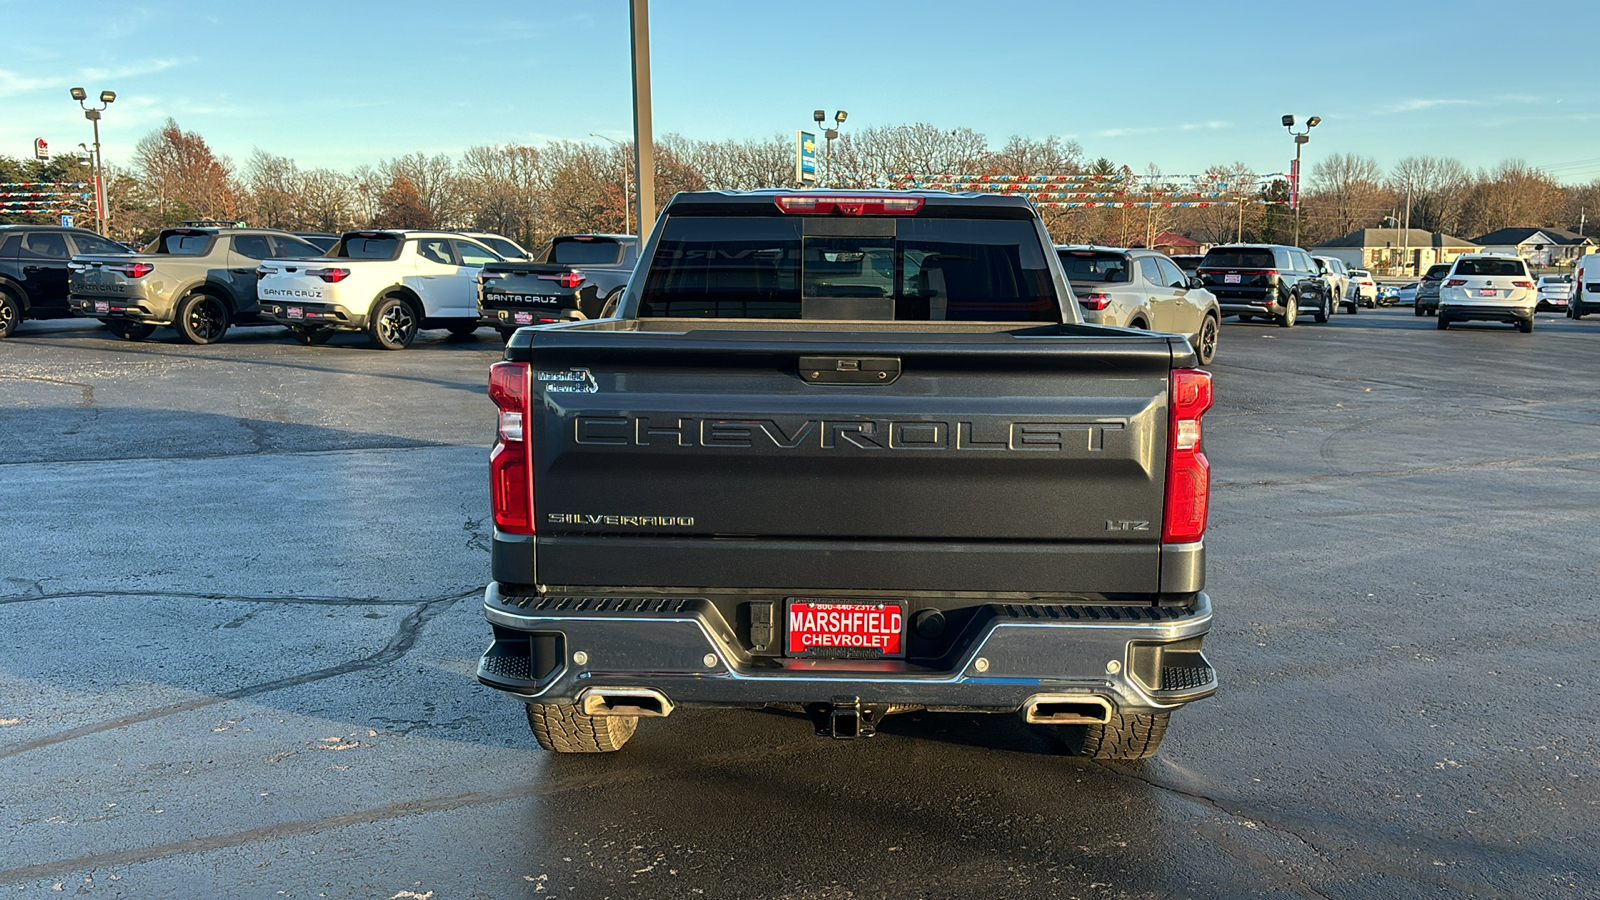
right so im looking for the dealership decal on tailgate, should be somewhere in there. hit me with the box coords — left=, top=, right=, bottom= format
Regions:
left=787, top=601, right=904, bottom=657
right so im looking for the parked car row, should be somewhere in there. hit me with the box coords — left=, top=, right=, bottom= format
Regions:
left=0, top=222, right=589, bottom=349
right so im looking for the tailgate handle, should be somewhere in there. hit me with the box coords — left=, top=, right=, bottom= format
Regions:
left=799, top=356, right=900, bottom=385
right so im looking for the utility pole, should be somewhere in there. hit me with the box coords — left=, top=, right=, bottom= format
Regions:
left=1402, top=176, right=1413, bottom=277
left=629, top=0, right=654, bottom=242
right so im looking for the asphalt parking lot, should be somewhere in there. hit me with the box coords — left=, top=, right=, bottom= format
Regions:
left=2, top=310, right=1597, bottom=899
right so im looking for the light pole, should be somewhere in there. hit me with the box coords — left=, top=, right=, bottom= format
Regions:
left=1281, top=113, right=1319, bottom=247
left=815, top=109, right=847, bottom=187
left=70, top=87, right=115, bottom=235
left=590, top=133, right=632, bottom=234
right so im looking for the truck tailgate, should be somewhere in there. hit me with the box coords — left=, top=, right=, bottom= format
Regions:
left=514, top=325, right=1180, bottom=594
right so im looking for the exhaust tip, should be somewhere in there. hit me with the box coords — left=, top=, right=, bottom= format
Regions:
left=577, top=687, right=674, bottom=718
left=1022, top=694, right=1113, bottom=725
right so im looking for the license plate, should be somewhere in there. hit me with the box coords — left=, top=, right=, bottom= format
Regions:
left=94, top=301, right=109, bottom=313
left=1477, top=289, right=1497, bottom=297
left=513, top=311, right=534, bottom=324
left=1224, top=274, right=1241, bottom=284
left=287, top=306, right=304, bottom=319
left=787, top=601, right=904, bottom=657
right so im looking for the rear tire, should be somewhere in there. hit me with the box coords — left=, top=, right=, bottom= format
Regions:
left=1313, top=295, right=1330, bottom=323
left=1195, top=314, right=1219, bottom=365
left=1415, top=304, right=1424, bottom=317
left=107, top=319, right=157, bottom=341
left=525, top=702, right=638, bottom=753
left=1058, top=712, right=1171, bottom=760
left=1518, top=318, right=1534, bottom=333
left=1574, top=305, right=1586, bottom=320
left=1277, top=295, right=1298, bottom=327
left=0, top=289, right=19, bottom=338
left=367, top=295, right=418, bottom=350
left=1437, top=317, right=1450, bottom=330
left=174, top=292, right=231, bottom=344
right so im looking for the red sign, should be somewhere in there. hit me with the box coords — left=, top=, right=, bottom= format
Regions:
left=33, top=138, right=48, bottom=161
left=787, top=601, right=903, bottom=656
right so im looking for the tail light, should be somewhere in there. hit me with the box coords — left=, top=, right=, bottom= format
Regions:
left=488, top=362, right=534, bottom=534
left=536, top=271, right=585, bottom=290
left=1162, top=369, right=1213, bottom=544
left=309, top=267, right=350, bottom=283
left=1445, top=279, right=1467, bottom=288
left=116, top=262, right=153, bottom=278
left=1077, top=292, right=1112, bottom=310
left=775, top=195, right=924, bottom=215
left=1512, top=280, right=1533, bottom=289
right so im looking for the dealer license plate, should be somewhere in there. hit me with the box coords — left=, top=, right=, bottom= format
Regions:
left=514, top=311, right=534, bottom=324
left=94, top=301, right=109, bottom=313
left=287, top=306, right=304, bottom=319
left=1477, top=289, right=1497, bottom=297
left=787, top=601, right=904, bottom=657
left=1224, top=273, right=1241, bottom=283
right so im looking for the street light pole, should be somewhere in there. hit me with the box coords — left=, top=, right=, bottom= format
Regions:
left=590, top=133, right=631, bottom=234
left=628, top=0, right=655, bottom=242
left=70, top=87, right=115, bottom=235
left=821, top=110, right=847, bottom=188
left=1281, top=114, right=1319, bottom=247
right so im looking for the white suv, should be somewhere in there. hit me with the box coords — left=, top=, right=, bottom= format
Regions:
left=1437, top=254, right=1537, bottom=333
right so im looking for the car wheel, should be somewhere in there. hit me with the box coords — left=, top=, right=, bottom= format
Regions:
left=0, top=289, right=20, bottom=338
left=107, top=319, right=157, bottom=341
left=446, top=321, right=479, bottom=337
left=367, top=295, right=418, bottom=350
left=1574, top=305, right=1586, bottom=320
left=1437, top=317, right=1450, bottom=330
left=1313, top=295, right=1330, bottom=324
left=1415, top=304, right=1424, bottom=317
left=1277, top=294, right=1298, bottom=327
left=1195, top=314, right=1219, bottom=365
left=1518, top=318, right=1534, bottom=334
left=1054, top=711, right=1170, bottom=760
left=524, top=702, right=637, bottom=753
left=174, top=293, right=231, bottom=344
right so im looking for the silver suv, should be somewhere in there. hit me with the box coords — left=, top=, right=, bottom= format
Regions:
left=1437, top=254, right=1537, bottom=333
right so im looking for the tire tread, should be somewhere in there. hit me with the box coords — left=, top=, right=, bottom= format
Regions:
left=525, top=702, right=638, bottom=753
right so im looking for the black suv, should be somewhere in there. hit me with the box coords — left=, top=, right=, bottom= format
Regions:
left=0, top=224, right=130, bottom=338
left=1413, top=263, right=1451, bottom=317
left=1197, top=243, right=1331, bottom=327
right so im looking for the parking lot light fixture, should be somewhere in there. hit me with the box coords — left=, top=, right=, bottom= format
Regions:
left=1283, top=114, right=1319, bottom=247
left=71, top=86, right=116, bottom=235
left=821, top=109, right=848, bottom=187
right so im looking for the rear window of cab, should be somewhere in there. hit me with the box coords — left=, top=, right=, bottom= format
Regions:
left=637, top=216, right=1058, bottom=322
left=330, top=234, right=402, bottom=260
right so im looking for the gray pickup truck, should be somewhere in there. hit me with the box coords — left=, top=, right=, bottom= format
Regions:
left=478, top=191, right=1218, bottom=759
left=69, top=225, right=325, bottom=343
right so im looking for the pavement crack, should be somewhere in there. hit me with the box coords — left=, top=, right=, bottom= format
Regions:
left=0, top=590, right=474, bottom=761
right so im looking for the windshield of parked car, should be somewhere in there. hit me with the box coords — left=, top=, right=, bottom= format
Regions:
left=638, top=215, right=1058, bottom=321
left=549, top=238, right=623, bottom=265
left=1455, top=258, right=1525, bottom=277
left=1200, top=248, right=1274, bottom=269
left=329, top=234, right=402, bottom=260
left=1057, top=250, right=1131, bottom=283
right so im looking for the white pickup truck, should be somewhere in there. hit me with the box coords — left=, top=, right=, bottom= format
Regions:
left=255, top=230, right=502, bottom=349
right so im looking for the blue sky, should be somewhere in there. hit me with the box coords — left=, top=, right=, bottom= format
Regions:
left=3, top=0, right=1597, bottom=183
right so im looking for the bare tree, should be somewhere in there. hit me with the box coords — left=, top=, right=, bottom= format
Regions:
left=383, top=152, right=460, bottom=226
left=132, top=119, right=240, bottom=224
left=1390, top=156, right=1473, bottom=235
left=1302, top=153, right=1392, bottom=243
left=1460, top=160, right=1564, bottom=236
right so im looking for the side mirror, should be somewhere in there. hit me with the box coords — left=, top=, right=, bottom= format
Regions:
left=1188, top=274, right=1203, bottom=289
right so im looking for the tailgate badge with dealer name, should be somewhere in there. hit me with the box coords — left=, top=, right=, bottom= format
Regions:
left=538, top=368, right=598, bottom=394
